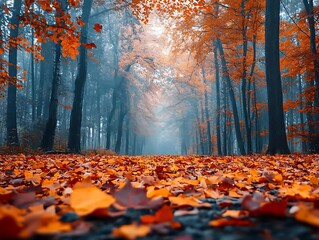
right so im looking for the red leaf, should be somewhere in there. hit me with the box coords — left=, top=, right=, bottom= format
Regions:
left=141, top=205, right=173, bottom=224
left=242, top=193, right=287, bottom=217
left=84, top=43, right=97, bottom=49
left=93, top=24, right=102, bottom=33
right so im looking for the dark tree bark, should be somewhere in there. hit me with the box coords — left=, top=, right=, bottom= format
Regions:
left=240, top=0, right=252, bottom=154
left=303, top=0, right=319, bottom=152
left=125, top=117, right=130, bottom=155
left=202, top=67, right=212, bottom=154
left=214, top=46, right=222, bottom=156
left=6, top=0, right=22, bottom=147
left=37, top=41, right=54, bottom=119
left=265, top=0, right=290, bottom=154
left=41, top=42, right=62, bottom=150
left=41, top=0, right=67, bottom=151
left=68, top=0, right=93, bottom=153
left=216, top=38, right=246, bottom=155
left=31, top=28, right=36, bottom=123
left=298, top=74, right=307, bottom=152
left=115, top=102, right=127, bottom=153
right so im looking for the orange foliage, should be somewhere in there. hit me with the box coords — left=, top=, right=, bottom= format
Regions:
left=0, top=154, right=319, bottom=238
left=0, top=0, right=87, bottom=93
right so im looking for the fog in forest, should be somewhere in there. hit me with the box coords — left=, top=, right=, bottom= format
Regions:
left=0, top=0, right=319, bottom=155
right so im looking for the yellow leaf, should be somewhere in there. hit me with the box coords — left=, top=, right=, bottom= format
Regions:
left=221, top=210, right=249, bottom=218
left=24, top=170, right=41, bottom=184
left=204, top=189, right=224, bottom=199
left=147, top=187, right=170, bottom=198
left=70, top=182, right=115, bottom=216
left=295, top=203, right=319, bottom=227
left=113, top=223, right=150, bottom=240
left=310, top=176, right=319, bottom=186
left=169, top=196, right=210, bottom=208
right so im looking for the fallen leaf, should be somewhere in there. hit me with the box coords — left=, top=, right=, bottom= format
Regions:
left=209, top=218, right=255, bottom=227
left=112, top=223, right=150, bottom=240
left=221, top=210, right=249, bottom=218
left=70, top=181, right=115, bottom=216
left=169, top=196, right=210, bottom=208
left=114, top=179, right=163, bottom=209
left=140, top=205, right=173, bottom=224
left=295, top=203, right=319, bottom=227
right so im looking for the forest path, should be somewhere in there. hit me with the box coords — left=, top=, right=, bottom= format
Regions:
left=0, top=154, right=319, bottom=239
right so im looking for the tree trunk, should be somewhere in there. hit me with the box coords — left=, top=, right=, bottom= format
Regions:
left=41, top=0, right=67, bottom=151
left=68, top=0, right=93, bottom=153
left=303, top=0, right=319, bottom=152
left=265, top=0, right=290, bottom=154
left=125, top=117, right=130, bottom=155
left=6, top=0, right=22, bottom=147
left=216, top=38, right=246, bottom=155
left=115, top=103, right=127, bottom=153
left=202, top=67, right=212, bottom=154
left=240, top=0, right=252, bottom=154
left=214, top=46, right=222, bottom=156
left=41, top=43, right=62, bottom=150
left=298, top=74, right=307, bottom=152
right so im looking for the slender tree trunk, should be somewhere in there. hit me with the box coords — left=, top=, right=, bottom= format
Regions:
left=214, top=47, right=222, bottom=155
left=106, top=84, right=119, bottom=150
left=125, top=117, right=130, bottom=155
left=249, top=35, right=257, bottom=152
left=68, top=0, right=93, bottom=153
left=216, top=38, right=246, bottom=155
left=115, top=103, right=127, bottom=153
left=202, top=67, right=212, bottom=154
left=41, top=43, right=62, bottom=150
left=265, top=0, right=290, bottom=154
left=240, top=0, right=252, bottom=154
left=6, top=0, right=22, bottom=147
left=41, top=0, right=67, bottom=151
left=31, top=28, right=36, bottom=123
left=298, top=74, right=307, bottom=152
left=303, top=0, right=319, bottom=152
left=253, top=79, right=260, bottom=152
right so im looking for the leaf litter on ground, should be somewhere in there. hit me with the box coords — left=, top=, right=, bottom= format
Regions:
left=0, top=154, right=319, bottom=239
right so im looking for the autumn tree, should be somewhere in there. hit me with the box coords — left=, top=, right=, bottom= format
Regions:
left=41, top=0, right=69, bottom=151
left=6, top=0, right=23, bottom=147
left=68, top=0, right=93, bottom=153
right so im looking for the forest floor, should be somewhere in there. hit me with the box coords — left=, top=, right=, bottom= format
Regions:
left=1, top=154, right=319, bottom=239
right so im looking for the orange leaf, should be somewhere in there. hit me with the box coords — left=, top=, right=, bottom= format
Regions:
left=169, top=196, right=210, bottom=208
left=70, top=181, right=115, bottom=216
left=295, top=203, right=319, bottom=227
left=209, top=218, right=255, bottom=227
left=112, top=223, right=150, bottom=240
left=0, top=205, right=24, bottom=238
left=140, top=205, right=173, bottom=224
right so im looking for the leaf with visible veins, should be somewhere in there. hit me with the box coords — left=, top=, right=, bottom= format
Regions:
left=114, top=179, right=163, bottom=209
